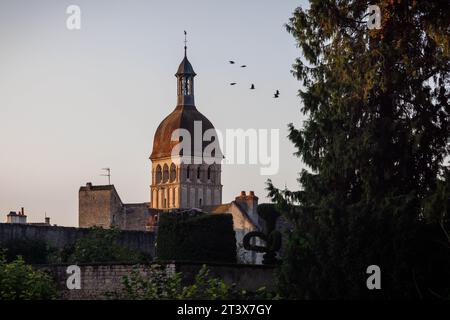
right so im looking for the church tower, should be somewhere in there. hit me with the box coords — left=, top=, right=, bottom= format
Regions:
left=149, top=42, right=223, bottom=209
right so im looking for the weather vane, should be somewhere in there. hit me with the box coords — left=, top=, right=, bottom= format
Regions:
left=184, top=30, right=187, bottom=56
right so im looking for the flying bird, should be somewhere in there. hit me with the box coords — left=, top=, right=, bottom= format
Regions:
left=229, top=61, right=235, bottom=64
left=241, top=65, right=247, bottom=68
left=250, top=84, right=255, bottom=90
left=275, top=90, right=280, bottom=95
left=273, top=90, right=280, bottom=98
left=273, top=94, right=279, bottom=98
left=230, top=82, right=237, bottom=86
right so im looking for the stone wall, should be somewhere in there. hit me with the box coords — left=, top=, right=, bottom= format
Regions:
left=123, top=203, right=156, bottom=231
left=39, top=262, right=276, bottom=300
left=0, top=223, right=156, bottom=256
left=175, top=261, right=275, bottom=292
left=78, top=183, right=158, bottom=232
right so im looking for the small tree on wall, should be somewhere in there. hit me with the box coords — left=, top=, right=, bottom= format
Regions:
left=68, top=226, right=150, bottom=263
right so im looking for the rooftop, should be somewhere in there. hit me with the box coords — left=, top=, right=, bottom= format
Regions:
left=79, top=183, right=116, bottom=192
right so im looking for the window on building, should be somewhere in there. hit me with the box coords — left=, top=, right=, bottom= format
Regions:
left=155, top=165, right=162, bottom=184
left=182, top=78, right=187, bottom=95
left=163, top=164, right=169, bottom=183
left=170, top=163, right=176, bottom=182
left=187, top=77, right=192, bottom=95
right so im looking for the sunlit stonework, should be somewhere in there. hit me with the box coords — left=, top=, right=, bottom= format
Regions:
left=149, top=51, right=222, bottom=209
left=77, top=47, right=265, bottom=264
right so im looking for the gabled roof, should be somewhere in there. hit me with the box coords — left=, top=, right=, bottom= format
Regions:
left=203, top=202, right=259, bottom=230
left=202, top=203, right=232, bottom=214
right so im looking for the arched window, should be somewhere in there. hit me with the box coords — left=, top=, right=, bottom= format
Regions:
left=155, top=165, right=162, bottom=184
left=181, top=77, right=187, bottom=95
left=170, top=163, right=176, bottom=182
left=187, top=77, right=193, bottom=95
left=163, top=164, right=169, bottom=183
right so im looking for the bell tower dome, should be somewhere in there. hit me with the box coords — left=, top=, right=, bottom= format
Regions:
left=149, top=37, right=223, bottom=210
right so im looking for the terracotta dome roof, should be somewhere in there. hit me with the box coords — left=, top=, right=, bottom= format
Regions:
left=150, top=105, right=218, bottom=160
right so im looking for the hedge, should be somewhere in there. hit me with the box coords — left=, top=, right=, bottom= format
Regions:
left=156, top=213, right=236, bottom=263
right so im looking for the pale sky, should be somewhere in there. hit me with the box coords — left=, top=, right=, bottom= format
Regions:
left=0, top=0, right=308, bottom=226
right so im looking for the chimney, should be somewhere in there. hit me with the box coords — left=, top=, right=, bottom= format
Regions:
left=17, top=208, right=27, bottom=224
left=246, top=191, right=258, bottom=218
left=6, top=211, right=17, bottom=223
left=86, top=182, right=93, bottom=190
left=45, top=217, right=51, bottom=225
left=234, top=191, right=259, bottom=226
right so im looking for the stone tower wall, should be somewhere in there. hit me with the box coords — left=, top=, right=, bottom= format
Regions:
left=150, top=157, right=222, bottom=209
left=79, top=184, right=124, bottom=228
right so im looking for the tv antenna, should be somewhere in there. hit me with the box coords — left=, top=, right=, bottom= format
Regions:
left=101, top=168, right=111, bottom=185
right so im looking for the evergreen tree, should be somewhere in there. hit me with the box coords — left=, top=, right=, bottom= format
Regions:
left=269, top=0, right=450, bottom=299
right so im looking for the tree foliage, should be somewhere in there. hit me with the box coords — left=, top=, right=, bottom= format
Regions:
left=1, top=227, right=151, bottom=265
left=157, top=213, right=237, bottom=263
left=120, top=265, right=275, bottom=300
left=1, top=239, right=55, bottom=264
left=68, top=226, right=150, bottom=264
left=0, top=251, right=56, bottom=300
left=257, top=203, right=281, bottom=232
left=243, top=204, right=282, bottom=265
left=269, top=0, right=450, bottom=299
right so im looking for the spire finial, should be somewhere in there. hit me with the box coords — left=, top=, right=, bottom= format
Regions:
left=184, top=30, right=187, bottom=57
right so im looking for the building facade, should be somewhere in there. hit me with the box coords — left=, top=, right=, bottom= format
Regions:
left=149, top=50, right=222, bottom=209
left=4, top=207, right=52, bottom=226
left=78, top=46, right=264, bottom=264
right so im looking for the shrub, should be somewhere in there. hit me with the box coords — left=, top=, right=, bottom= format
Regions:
left=120, top=265, right=277, bottom=300
left=121, top=265, right=184, bottom=300
left=156, top=213, right=236, bottom=263
left=0, top=251, right=57, bottom=300
left=68, top=226, right=151, bottom=263
left=1, top=239, right=56, bottom=264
